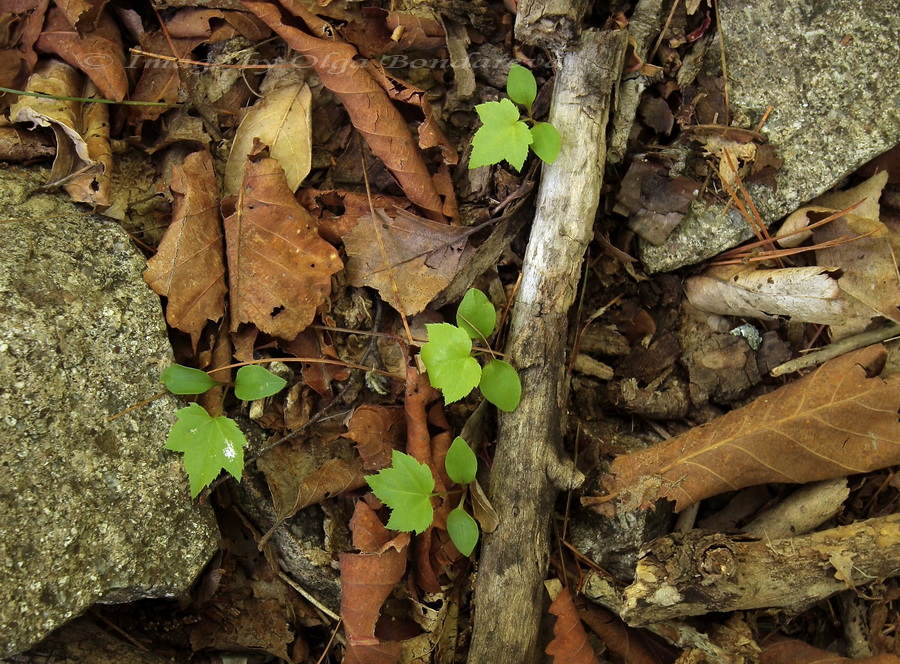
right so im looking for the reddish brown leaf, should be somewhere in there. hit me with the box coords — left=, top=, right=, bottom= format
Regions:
left=35, top=5, right=126, bottom=101
left=594, top=345, right=900, bottom=514
left=344, top=405, right=405, bottom=471
left=761, top=635, right=900, bottom=664
left=240, top=0, right=454, bottom=222
left=343, top=641, right=402, bottom=664
left=222, top=150, right=342, bottom=340
left=348, top=500, right=392, bottom=553
left=280, top=328, right=350, bottom=397
left=545, top=588, right=600, bottom=664
left=339, top=547, right=406, bottom=643
left=344, top=208, right=476, bottom=315
left=257, top=435, right=366, bottom=542
left=0, top=0, right=48, bottom=90
left=143, top=150, right=227, bottom=350
left=298, top=187, right=413, bottom=244
left=128, top=32, right=204, bottom=126
left=164, top=8, right=271, bottom=43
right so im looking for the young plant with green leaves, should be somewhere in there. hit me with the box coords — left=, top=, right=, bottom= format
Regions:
left=160, top=363, right=287, bottom=497
left=420, top=288, right=522, bottom=412
left=469, top=64, right=561, bottom=171
left=366, top=437, right=481, bottom=556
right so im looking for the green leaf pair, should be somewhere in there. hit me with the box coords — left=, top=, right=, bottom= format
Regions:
left=161, top=363, right=288, bottom=497
left=366, top=437, right=479, bottom=556
left=469, top=65, right=561, bottom=171
left=419, top=289, right=522, bottom=412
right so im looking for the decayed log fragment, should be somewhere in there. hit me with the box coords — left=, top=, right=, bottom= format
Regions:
left=514, top=0, right=591, bottom=48
left=466, top=29, right=627, bottom=664
left=621, top=513, right=900, bottom=626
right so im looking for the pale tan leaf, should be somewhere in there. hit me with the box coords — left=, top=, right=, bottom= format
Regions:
left=593, top=345, right=900, bottom=514
left=225, top=81, right=312, bottom=196
left=143, top=150, right=227, bottom=349
left=684, top=264, right=847, bottom=324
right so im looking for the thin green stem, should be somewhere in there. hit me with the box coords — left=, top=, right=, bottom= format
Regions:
left=0, top=86, right=178, bottom=107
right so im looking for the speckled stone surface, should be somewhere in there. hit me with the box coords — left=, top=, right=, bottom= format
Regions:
left=639, top=0, right=900, bottom=272
left=0, top=166, right=218, bottom=658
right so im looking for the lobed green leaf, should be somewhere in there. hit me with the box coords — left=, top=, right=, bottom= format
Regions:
left=161, top=364, right=218, bottom=395
left=445, top=436, right=477, bottom=485
left=166, top=403, right=247, bottom=497
left=365, top=450, right=436, bottom=534
left=234, top=365, right=288, bottom=401
left=469, top=99, right=533, bottom=171
left=479, top=359, right=522, bottom=412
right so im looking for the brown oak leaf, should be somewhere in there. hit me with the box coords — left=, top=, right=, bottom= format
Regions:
left=592, top=344, right=900, bottom=514
left=144, top=150, right=227, bottom=349
left=222, top=149, right=342, bottom=340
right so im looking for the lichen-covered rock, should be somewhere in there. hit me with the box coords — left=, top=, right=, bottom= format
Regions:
left=0, top=166, right=218, bottom=658
left=639, top=0, right=900, bottom=272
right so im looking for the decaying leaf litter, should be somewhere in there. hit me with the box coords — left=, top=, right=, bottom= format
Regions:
left=3, top=0, right=900, bottom=662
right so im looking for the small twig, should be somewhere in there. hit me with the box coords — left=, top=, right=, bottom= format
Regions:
left=713, top=0, right=730, bottom=125
left=770, top=324, right=900, bottom=377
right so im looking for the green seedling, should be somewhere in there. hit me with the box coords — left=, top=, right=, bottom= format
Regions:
left=469, top=64, right=561, bottom=171
left=420, top=288, right=522, bottom=412
left=366, top=437, right=480, bottom=556
left=161, top=364, right=287, bottom=497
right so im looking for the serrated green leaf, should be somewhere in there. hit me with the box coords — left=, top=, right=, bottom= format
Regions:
left=365, top=450, right=435, bottom=534
left=479, top=359, right=522, bottom=412
left=469, top=99, right=533, bottom=171
left=507, top=65, right=537, bottom=112
left=161, top=364, right=218, bottom=395
left=445, top=436, right=477, bottom=485
left=420, top=323, right=482, bottom=403
left=447, top=503, right=479, bottom=556
left=234, top=365, right=288, bottom=401
left=456, top=288, right=496, bottom=340
left=530, top=122, right=561, bottom=164
left=166, top=403, right=247, bottom=497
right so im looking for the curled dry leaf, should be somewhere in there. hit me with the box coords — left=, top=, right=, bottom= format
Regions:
left=9, top=58, right=110, bottom=207
left=684, top=264, right=847, bottom=324
left=53, top=0, right=108, bottom=33
left=164, top=8, right=271, bottom=42
left=344, top=404, right=405, bottom=471
left=240, top=0, right=452, bottom=222
left=224, top=81, right=312, bottom=196
left=0, top=0, right=48, bottom=90
left=35, top=5, right=127, bottom=101
left=143, top=150, right=227, bottom=349
left=591, top=345, right=900, bottom=515
left=223, top=150, right=342, bottom=340
left=128, top=32, right=204, bottom=126
left=339, top=544, right=406, bottom=650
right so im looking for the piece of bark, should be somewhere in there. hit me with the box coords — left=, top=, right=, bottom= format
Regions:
left=467, top=29, right=627, bottom=664
left=742, top=478, right=849, bottom=539
left=514, top=0, right=591, bottom=48
left=621, top=513, right=900, bottom=625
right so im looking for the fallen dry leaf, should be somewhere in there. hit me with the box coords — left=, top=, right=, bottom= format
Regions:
left=165, top=7, right=271, bottom=42
left=761, top=635, right=900, bottom=664
left=240, top=0, right=453, bottom=222
left=344, top=404, right=405, bottom=471
left=545, top=587, right=600, bottom=664
left=224, top=80, right=312, bottom=196
left=591, top=345, right=900, bottom=514
left=344, top=208, right=476, bottom=315
left=53, top=0, right=107, bottom=32
left=9, top=58, right=110, bottom=207
left=128, top=31, right=204, bottom=126
left=35, top=5, right=127, bottom=101
left=0, top=0, right=48, bottom=90
left=684, top=264, right=847, bottom=324
left=143, top=149, right=227, bottom=349
left=223, top=148, right=342, bottom=340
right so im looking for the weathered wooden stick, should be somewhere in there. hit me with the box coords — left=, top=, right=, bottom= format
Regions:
left=621, top=513, right=900, bottom=625
left=467, top=29, right=626, bottom=664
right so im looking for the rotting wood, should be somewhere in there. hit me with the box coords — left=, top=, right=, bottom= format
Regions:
left=621, top=513, right=900, bottom=625
left=467, top=29, right=627, bottom=664
left=514, top=0, right=592, bottom=48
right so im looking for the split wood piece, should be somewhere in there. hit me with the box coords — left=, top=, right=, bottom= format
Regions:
left=514, top=0, right=591, bottom=48
left=742, top=477, right=849, bottom=539
left=621, top=513, right=900, bottom=626
left=467, top=28, right=627, bottom=664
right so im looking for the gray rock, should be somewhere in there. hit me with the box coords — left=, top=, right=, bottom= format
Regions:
left=639, top=0, right=900, bottom=272
left=0, top=166, right=218, bottom=658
